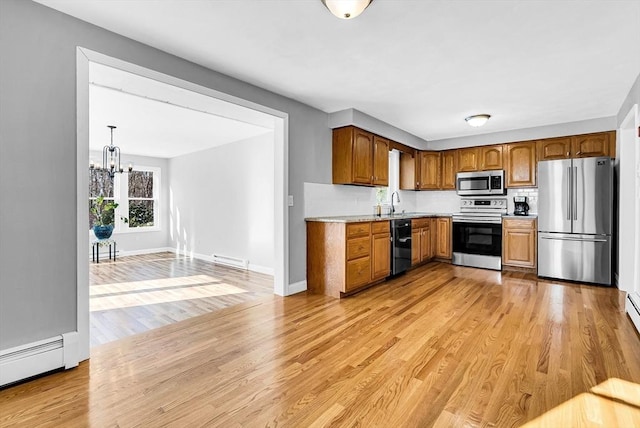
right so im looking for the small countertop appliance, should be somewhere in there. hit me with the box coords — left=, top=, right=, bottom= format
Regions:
left=513, top=196, right=529, bottom=216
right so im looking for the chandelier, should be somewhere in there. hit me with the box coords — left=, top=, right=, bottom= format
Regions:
left=90, top=125, right=132, bottom=179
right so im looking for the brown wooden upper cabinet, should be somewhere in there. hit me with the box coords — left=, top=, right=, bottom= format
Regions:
left=457, top=147, right=479, bottom=172
left=537, top=136, right=571, bottom=161
left=479, top=145, right=503, bottom=170
left=332, top=126, right=389, bottom=186
left=537, top=131, right=616, bottom=161
left=571, top=131, right=614, bottom=158
left=440, top=150, right=457, bottom=190
left=419, top=151, right=441, bottom=190
left=504, top=141, right=537, bottom=187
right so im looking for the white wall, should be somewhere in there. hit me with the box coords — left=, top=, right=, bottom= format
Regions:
left=89, top=151, right=170, bottom=254
left=168, top=133, right=274, bottom=274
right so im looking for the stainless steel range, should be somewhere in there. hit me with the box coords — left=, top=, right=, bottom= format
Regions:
left=452, top=198, right=507, bottom=270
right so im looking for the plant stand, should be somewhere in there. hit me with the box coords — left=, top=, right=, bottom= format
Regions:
left=92, top=239, right=116, bottom=263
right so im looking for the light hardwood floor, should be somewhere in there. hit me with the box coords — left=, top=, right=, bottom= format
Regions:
left=2, top=262, right=639, bottom=427
left=89, top=252, right=274, bottom=347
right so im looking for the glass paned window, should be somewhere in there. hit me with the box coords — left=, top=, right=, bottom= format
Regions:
left=89, top=169, right=115, bottom=229
left=128, top=170, right=155, bottom=228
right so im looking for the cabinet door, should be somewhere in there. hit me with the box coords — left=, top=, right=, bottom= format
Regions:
left=350, top=128, right=373, bottom=184
left=419, top=151, right=441, bottom=190
left=411, top=229, right=421, bottom=265
left=505, top=141, right=537, bottom=187
left=346, top=257, right=371, bottom=291
left=440, top=150, right=457, bottom=190
left=400, top=151, right=418, bottom=190
left=420, top=227, right=432, bottom=262
left=435, top=217, right=452, bottom=259
left=538, top=137, right=571, bottom=161
left=479, top=145, right=503, bottom=170
left=457, top=148, right=479, bottom=172
left=571, top=132, right=610, bottom=158
left=502, top=219, right=536, bottom=268
left=373, top=136, right=389, bottom=186
left=371, top=232, right=391, bottom=280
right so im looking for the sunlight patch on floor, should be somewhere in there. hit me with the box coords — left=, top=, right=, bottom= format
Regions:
left=90, top=274, right=225, bottom=296
left=90, top=276, right=249, bottom=311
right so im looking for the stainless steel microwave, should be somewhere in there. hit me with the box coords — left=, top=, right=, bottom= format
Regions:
left=456, top=170, right=506, bottom=196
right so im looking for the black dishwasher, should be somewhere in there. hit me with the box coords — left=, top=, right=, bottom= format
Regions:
left=391, top=219, right=412, bottom=275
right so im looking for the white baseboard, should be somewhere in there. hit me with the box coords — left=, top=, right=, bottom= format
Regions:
left=626, top=293, right=640, bottom=335
left=287, top=280, right=307, bottom=296
left=119, top=247, right=174, bottom=257
left=247, top=264, right=275, bottom=276
left=0, top=332, right=79, bottom=387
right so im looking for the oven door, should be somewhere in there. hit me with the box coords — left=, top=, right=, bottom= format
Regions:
left=452, top=220, right=502, bottom=256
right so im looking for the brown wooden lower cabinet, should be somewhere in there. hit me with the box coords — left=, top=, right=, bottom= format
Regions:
left=307, top=220, right=390, bottom=298
left=435, top=217, right=452, bottom=259
left=502, top=217, right=537, bottom=269
left=411, top=218, right=432, bottom=265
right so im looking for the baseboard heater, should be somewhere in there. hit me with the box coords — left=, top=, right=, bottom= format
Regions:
left=0, top=332, right=79, bottom=387
left=212, top=254, right=248, bottom=270
left=627, top=292, right=640, bottom=335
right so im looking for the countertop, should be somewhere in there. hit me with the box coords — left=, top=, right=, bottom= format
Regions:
left=305, top=212, right=452, bottom=223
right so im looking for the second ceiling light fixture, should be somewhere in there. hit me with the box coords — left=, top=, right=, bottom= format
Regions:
left=322, top=0, right=373, bottom=20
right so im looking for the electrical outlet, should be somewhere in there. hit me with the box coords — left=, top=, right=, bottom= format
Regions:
left=288, top=195, right=294, bottom=206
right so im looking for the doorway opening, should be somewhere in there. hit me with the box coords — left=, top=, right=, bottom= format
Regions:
left=77, top=48, right=289, bottom=358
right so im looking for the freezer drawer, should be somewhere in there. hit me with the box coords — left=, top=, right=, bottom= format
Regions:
left=537, top=233, right=611, bottom=285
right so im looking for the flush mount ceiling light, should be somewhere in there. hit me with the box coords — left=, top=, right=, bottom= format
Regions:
left=465, top=114, right=491, bottom=127
left=322, top=0, right=373, bottom=19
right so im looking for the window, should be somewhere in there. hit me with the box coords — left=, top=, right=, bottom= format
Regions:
left=89, top=169, right=115, bottom=228
left=88, top=166, right=160, bottom=232
left=128, top=170, right=155, bottom=228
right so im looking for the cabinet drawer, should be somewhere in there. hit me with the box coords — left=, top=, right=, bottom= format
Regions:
left=371, top=221, right=390, bottom=234
left=503, top=218, right=536, bottom=230
left=412, top=218, right=430, bottom=229
left=347, top=236, right=370, bottom=260
left=346, top=257, right=371, bottom=291
left=346, top=222, right=371, bottom=238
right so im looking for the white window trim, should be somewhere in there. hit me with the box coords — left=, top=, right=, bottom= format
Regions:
left=88, top=165, right=161, bottom=235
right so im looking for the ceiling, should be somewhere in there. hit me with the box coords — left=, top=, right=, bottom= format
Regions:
left=89, top=63, right=273, bottom=159
left=38, top=0, right=640, bottom=142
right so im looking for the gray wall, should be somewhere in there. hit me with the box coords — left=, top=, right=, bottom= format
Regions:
left=427, top=116, right=617, bottom=151
left=0, top=0, right=331, bottom=350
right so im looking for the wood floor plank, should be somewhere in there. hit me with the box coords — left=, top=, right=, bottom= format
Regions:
left=2, top=262, right=640, bottom=427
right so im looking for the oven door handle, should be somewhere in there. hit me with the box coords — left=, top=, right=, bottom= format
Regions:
left=453, top=217, right=502, bottom=224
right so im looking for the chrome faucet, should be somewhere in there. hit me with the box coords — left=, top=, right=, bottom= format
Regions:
left=391, top=191, right=400, bottom=213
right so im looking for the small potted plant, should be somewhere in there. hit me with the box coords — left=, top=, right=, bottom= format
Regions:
left=91, top=196, right=127, bottom=239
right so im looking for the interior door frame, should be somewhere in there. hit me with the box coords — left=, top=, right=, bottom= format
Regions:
left=617, top=103, right=639, bottom=293
left=76, top=47, right=289, bottom=361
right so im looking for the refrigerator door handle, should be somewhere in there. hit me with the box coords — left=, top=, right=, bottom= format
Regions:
left=540, top=236, right=608, bottom=243
left=567, top=166, right=572, bottom=221
left=573, top=166, right=578, bottom=221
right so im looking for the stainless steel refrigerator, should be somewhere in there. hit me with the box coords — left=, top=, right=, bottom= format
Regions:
left=537, top=157, right=613, bottom=285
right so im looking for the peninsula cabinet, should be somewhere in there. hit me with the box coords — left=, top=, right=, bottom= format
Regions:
left=307, top=220, right=390, bottom=298
left=504, top=141, right=537, bottom=188
left=502, top=218, right=537, bottom=269
left=440, top=150, right=457, bottom=189
left=332, top=126, right=389, bottom=186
